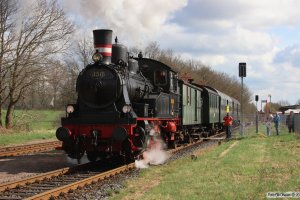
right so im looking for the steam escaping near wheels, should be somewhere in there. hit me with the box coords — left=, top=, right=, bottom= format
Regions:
left=66, top=155, right=90, bottom=165
left=135, top=137, right=170, bottom=169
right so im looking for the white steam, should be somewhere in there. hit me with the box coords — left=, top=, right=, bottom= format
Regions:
left=66, top=155, right=90, bottom=165
left=135, top=136, right=170, bottom=169
left=62, top=0, right=187, bottom=45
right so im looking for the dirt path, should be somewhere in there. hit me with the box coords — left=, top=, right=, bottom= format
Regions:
left=219, top=141, right=239, bottom=158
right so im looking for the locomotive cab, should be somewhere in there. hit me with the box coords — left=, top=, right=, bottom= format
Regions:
left=134, top=57, right=180, bottom=118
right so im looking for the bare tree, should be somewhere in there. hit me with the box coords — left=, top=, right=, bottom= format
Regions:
left=144, top=41, right=160, bottom=60
left=19, top=58, right=80, bottom=110
left=277, top=100, right=290, bottom=106
left=264, top=102, right=281, bottom=113
left=4, top=0, right=74, bottom=128
left=75, top=37, right=94, bottom=68
left=45, top=59, right=80, bottom=109
left=128, top=46, right=142, bottom=57
left=58, top=59, right=80, bottom=106
left=0, top=0, right=17, bottom=127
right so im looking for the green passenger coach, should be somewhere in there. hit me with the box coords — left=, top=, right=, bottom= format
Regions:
left=180, top=82, right=202, bottom=126
left=200, top=86, right=220, bottom=129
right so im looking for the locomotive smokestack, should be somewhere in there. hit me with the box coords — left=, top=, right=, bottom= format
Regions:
left=93, top=29, right=113, bottom=64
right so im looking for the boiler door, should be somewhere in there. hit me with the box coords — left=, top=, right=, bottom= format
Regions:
left=77, top=66, right=122, bottom=108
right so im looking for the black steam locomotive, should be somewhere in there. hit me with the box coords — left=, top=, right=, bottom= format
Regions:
left=56, top=29, right=240, bottom=162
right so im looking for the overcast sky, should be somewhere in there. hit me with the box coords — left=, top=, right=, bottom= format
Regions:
left=58, top=0, right=300, bottom=105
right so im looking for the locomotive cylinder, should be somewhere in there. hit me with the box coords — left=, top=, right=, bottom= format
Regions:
left=93, top=29, right=113, bottom=64
left=56, top=127, right=71, bottom=141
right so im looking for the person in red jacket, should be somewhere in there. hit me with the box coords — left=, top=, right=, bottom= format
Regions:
left=223, top=113, right=233, bottom=139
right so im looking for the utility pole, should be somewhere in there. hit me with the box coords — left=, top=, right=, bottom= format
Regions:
left=268, top=94, right=272, bottom=113
left=239, top=63, right=246, bottom=136
left=255, top=95, right=259, bottom=133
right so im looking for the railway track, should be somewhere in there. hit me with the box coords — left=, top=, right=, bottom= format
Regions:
left=0, top=132, right=225, bottom=200
left=0, top=141, right=62, bottom=158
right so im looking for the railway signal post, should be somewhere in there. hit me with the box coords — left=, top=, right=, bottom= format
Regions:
left=239, top=62, right=246, bottom=136
left=255, top=95, right=259, bottom=133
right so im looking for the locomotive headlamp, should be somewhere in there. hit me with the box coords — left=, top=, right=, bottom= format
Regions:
left=92, top=52, right=103, bottom=63
left=122, top=104, right=131, bottom=113
left=66, top=105, right=74, bottom=114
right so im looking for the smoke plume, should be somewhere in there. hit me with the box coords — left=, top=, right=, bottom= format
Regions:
left=62, top=0, right=187, bottom=45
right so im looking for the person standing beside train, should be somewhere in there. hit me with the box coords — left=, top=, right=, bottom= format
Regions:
left=273, top=113, right=281, bottom=135
left=223, top=113, right=233, bottom=139
left=286, top=111, right=295, bottom=133
left=265, top=115, right=272, bottom=136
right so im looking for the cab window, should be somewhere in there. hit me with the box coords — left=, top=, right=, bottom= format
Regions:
left=154, top=70, right=167, bottom=85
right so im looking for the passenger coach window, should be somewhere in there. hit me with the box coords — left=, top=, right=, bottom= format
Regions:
left=170, top=72, right=173, bottom=90
left=154, top=70, right=167, bottom=85
left=186, top=86, right=190, bottom=105
left=170, top=72, right=178, bottom=92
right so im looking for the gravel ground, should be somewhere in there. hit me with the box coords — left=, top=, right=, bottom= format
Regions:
left=0, top=139, right=220, bottom=199
left=0, top=150, right=80, bottom=184
left=58, top=169, right=141, bottom=200
left=58, top=140, right=219, bottom=200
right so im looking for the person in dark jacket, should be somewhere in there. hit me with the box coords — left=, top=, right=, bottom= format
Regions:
left=286, top=111, right=294, bottom=133
left=223, top=113, right=233, bottom=139
left=273, top=113, right=280, bottom=135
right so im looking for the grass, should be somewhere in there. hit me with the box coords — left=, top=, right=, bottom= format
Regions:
left=0, top=110, right=64, bottom=146
left=1, top=109, right=64, bottom=130
left=0, top=130, right=56, bottom=146
left=111, top=125, right=300, bottom=200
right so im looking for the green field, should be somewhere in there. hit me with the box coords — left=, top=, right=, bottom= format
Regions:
left=111, top=126, right=300, bottom=200
left=0, top=110, right=63, bottom=146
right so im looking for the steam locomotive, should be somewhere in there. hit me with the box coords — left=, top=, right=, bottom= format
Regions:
left=56, top=29, right=240, bottom=162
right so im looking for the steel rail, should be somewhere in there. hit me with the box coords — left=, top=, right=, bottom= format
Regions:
left=0, top=167, right=71, bottom=192
left=0, top=141, right=61, bottom=157
left=25, top=164, right=135, bottom=200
